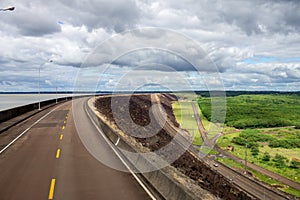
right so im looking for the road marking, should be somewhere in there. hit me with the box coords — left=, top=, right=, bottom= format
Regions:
left=56, top=149, right=61, bottom=158
left=0, top=105, right=63, bottom=155
left=115, top=137, right=120, bottom=145
left=85, top=103, right=157, bottom=200
left=48, top=178, right=56, bottom=200
left=60, top=134, right=63, bottom=140
left=64, top=120, right=66, bottom=124
left=62, top=126, right=65, bottom=130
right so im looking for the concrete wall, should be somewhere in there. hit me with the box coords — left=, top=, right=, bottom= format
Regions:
left=0, top=97, right=72, bottom=123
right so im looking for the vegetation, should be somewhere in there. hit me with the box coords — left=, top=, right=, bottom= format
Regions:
left=198, top=94, right=300, bottom=129
left=172, top=101, right=202, bottom=146
left=217, top=128, right=300, bottom=184
left=197, top=93, right=300, bottom=197
left=261, top=152, right=270, bottom=161
left=231, top=129, right=300, bottom=149
left=217, top=157, right=300, bottom=197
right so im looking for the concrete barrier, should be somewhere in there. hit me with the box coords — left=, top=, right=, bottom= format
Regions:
left=86, top=97, right=216, bottom=200
left=0, top=97, right=73, bottom=123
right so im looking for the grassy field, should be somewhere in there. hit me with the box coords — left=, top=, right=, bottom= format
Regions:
left=217, top=157, right=300, bottom=197
left=172, top=101, right=202, bottom=146
left=174, top=93, right=300, bottom=197
left=217, top=129, right=300, bottom=184
left=198, top=94, right=300, bottom=129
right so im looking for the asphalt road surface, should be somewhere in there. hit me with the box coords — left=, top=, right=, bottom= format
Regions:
left=0, top=98, right=153, bottom=200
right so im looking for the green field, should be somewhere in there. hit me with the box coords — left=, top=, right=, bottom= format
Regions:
left=174, top=93, right=300, bottom=196
left=198, top=94, right=300, bottom=129
left=217, top=128, right=300, bottom=185
left=172, top=101, right=202, bottom=146
left=217, top=157, right=300, bottom=197
left=197, top=93, right=300, bottom=197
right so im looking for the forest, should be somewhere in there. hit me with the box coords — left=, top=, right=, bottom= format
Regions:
left=198, top=94, right=300, bottom=129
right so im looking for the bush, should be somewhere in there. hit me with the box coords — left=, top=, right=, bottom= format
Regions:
left=232, top=137, right=247, bottom=146
left=269, top=139, right=300, bottom=149
left=273, top=154, right=287, bottom=168
left=290, top=160, right=300, bottom=169
left=251, top=146, right=259, bottom=156
left=261, top=152, right=271, bottom=161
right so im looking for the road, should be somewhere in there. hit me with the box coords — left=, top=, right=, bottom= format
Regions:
left=0, top=98, right=153, bottom=200
left=191, top=102, right=293, bottom=200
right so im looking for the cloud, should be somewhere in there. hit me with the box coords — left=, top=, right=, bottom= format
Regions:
left=52, top=0, right=140, bottom=32
left=1, top=2, right=61, bottom=36
left=0, top=0, right=300, bottom=91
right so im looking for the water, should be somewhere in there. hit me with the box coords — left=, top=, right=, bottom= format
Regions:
left=0, top=94, right=70, bottom=111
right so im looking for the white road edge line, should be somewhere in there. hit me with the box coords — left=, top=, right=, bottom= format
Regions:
left=115, top=137, right=120, bottom=146
left=85, top=103, right=157, bottom=200
left=0, top=105, right=64, bottom=155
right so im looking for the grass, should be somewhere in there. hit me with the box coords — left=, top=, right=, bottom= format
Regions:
left=199, top=146, right=219, bottom=155
left=197, top=105, right=221, bottom=139
left=172, top=101, right=202, bottom=146
left=172, top=92, right=222, bottom=146
left=198, top=94, right=300, bottom=129
left=197, top=93, right=300, bottom=197
left=217, top=129, right=300, bottom=184
left=217, top=157, right=300, bottom=197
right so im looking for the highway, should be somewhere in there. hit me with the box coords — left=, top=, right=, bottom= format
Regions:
left=0, top=98, right=153, bottom=200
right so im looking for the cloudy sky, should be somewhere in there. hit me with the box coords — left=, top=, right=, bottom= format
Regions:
left=0, top=0, right=300, bottom=92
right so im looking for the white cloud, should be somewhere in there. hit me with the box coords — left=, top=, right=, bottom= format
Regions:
left=0, top=0, right=299, bottom=91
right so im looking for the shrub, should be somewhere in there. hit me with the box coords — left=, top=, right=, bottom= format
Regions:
left=261, top=152, right=270, bottom=161
left=273, top=154, right=287, bottom=168
left=269, top=139, right=300, bottom=149
left=251, top=146, right=259, bottom=156
left=290, top=160, right=300, bottom=169
left=232, top=137, right=247, bottom=146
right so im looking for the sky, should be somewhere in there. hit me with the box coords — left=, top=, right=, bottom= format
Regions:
left=0, top=0, right=300, bottom=92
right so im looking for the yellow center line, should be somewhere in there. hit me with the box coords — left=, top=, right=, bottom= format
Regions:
left=62, top=126, right=65, bottom=130
left=56, top=149, right=61, bottom=159
left=59, top=134, right=63, bottom=140
left=64, top=120, right=66, bottom=124
left=48, top=178, right=56, bottom=200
